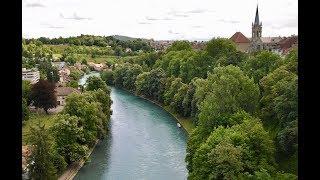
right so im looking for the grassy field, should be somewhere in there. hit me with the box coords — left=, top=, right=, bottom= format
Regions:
left=163, top=106, right=196, bottom=135
left=22, top=113, right=58, bottom=145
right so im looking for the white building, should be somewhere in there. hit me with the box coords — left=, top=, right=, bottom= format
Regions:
left=22, top=68, right=40, bottom=84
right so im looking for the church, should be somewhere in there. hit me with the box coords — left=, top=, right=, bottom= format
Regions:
left=230, top=5, right=297, bottom=55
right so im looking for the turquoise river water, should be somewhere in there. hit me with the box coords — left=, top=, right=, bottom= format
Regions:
left=74, top=78, right=188, bottom=179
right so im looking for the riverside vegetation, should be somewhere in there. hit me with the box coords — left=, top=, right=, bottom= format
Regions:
left=22, top=36, right=297, bottom=179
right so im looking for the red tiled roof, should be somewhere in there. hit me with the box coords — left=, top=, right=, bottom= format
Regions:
left=55, top=87, right=80, bottom=96
left=279, top=36, right=298, bottom=50
left=230, top=32, right=250, bottom=43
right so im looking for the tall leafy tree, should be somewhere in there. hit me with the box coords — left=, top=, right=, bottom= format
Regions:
left=30, top=80, right=57, bottom=114
left=27, top=123, right=57, bottom=180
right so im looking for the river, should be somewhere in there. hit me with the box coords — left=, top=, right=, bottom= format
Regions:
left=74, top=72, right=188, bottom=180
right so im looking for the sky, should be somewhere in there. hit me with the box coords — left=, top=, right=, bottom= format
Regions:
left=22, top=0, right=298, bottom=41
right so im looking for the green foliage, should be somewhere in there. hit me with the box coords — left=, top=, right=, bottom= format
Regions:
left=22, top=98, right=30, bottom=121
left=135, top=68, right=166, bottom=102
left=30, top=79, right=57, bottom=114
left=51, top=114, right=86, bottom=164
left=101, top=70, right=114, bottom=85
left=85, top=76, right=108, bottom=92
left=163, top=78, right=183, bottom=105
left=38, top=60, right=60, bottom=83
left=113, top=63, right=143, bottom=91
left=70, top=69, right=84, bottom=81
left=27, top=123, right=57, bottom=180
left=22, top=80, right=32, bottom=104
left=241, top=50, right=281, bottom=83
left=197, top=65, right=260, bottom=129
left=205, top=38, right=237, bottom=59
left=188, top=115, right=275, bottom=179
left=166, top=40, right=192, bottom=52
left=67, top=80, right=79, bottom=88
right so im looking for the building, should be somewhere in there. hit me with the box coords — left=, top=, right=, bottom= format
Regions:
left=230, top=32, right=250, bottom=52
left=248, top=5, right=264, bottom=52
left=22, top=68, right=40, bottom=84
left=52, top=61, right=65, bottom=70
left=230, top=5, right=298, bottom=55
left=55, top=87, right=80, bottom=106
left=88, top=62, right=105, bottom=71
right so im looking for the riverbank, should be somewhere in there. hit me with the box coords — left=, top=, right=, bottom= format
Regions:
left=58, top=140, right=99, bottom=180
left=120, top=88, right=195, bottom=135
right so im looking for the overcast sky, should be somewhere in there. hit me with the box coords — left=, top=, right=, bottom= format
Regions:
left=22, top=0, right=298, bottom=40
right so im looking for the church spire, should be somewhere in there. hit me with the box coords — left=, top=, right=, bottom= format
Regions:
left=254, top=5, right=260, bottom=25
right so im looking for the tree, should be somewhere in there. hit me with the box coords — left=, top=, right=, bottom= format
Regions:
left=22, top=98, right=30, bottom=121
left=100, top=70, right=114, bottom=85
left=163, top=78, right=183, bottom=105
left=51, top=114, right=87, bottom=164
left=241, top=50, right=281, bottom=83
left=205, top=38, right=237, bottom=59
left=27, top=123, right=57, bottom=180
left=30, top=79, right=57, bottom=114
left=67, top=80, right=79, bottom=88
left=197, top=65, right=260, bottom=129
left=22, top=80, right=32, bottom=105
left=166, top=40, right=192, bottom=52
left=188, top=115, right=275, bottom=179
left=85, top=76, right=108, bottom=92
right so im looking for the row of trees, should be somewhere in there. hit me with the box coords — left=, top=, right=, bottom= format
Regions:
left=25, top=77, right=112, bottom=179
left=100, top=39, right=298, bottom=178
left=24, top=35, right=153, bottom=54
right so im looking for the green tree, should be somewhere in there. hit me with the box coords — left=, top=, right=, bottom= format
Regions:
left=27, top=123, right=57, bottom=180
left=22, top=80, right=32, bottom=104
left=22, top=98, right=30, bottom=121
left=205, top=38, right=237, bottom=59
left=197, top=65, right=260, bottom=129
left=166, top=40, right=192, bottom=52
left=100, top=70, right=114, bottom=85
left=241, top=50, right=281, bottom=83
left=51, top=114, right=87, bottom=164
left=85, top=76, right=108, bottom=92
left=30, top=80, right=57, bottom=114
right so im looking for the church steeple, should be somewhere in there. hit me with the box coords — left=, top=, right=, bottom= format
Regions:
left=254, top=5, right=260, bottom=25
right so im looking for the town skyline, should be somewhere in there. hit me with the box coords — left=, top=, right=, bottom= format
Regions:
left=23, top=0, right=298, bottom=41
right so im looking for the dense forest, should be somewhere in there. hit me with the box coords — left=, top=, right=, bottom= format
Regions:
left=100, top=39, right=298, bottom=179
left=22, top=36, right=297, bottom=179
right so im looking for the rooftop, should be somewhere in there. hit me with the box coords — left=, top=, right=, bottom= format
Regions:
left=230, top=32, right=250, bottom=43
left=55, top=87, right=80, bottom=96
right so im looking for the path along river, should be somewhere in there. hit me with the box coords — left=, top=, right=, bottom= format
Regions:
left=74, top=72, right=188, bottom=180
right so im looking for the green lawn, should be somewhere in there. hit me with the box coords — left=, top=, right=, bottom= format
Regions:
left=163, top=106, right=196, bottom=135
left=22, top=113, right=58, bottom=145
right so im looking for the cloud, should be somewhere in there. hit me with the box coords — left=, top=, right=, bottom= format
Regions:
left=25, top=2, right=45, bottom=8
left=40, top=22, right=64, bottom=29
left=145, top=16, right=174, bottom=21
left=60, top=12, right=92, bottom=21
left=168, top=30, right=180, bottom=34
left=217, top=19, right=240, bottom=24
left=192, top=25, right=203, bottom=28
left=138, top=21, right=151, bottom=25
left=186, top=9, right=207, bottom=14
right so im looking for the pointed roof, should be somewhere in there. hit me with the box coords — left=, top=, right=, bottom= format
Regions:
left=230, top=32, right=250, bottom=43
left=254, top=5, right=260, bottom=25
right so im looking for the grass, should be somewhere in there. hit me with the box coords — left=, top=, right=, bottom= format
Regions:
left=22, top=112, right=58, bottom=145
left=163, top=106, right=196, bottom=135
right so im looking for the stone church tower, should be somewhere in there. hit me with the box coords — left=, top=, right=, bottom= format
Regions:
left=249, top=5, right=264, bottom=52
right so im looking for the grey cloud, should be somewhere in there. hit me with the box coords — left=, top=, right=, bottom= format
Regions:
left=186, top=9, right=207, bottom=14
left=218, top=19, right=240, bottom=24
left=138, top=22, right=151, bottom=24
left=146, top=16, right=174, bottom=21
left=40, top=22, right=64, bottom=29
left=60, top=13, right=92, bottom=21
left=26, top=2, right=45, bottom=8
left=192, top=25, right=203, bottom=28
left=168, top=30, right=180, bottom=34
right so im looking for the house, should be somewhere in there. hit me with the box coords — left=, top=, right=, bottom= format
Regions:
left=22, top=68, right=40, bottom=84
left=230, top=32, right=251, bottom=52
left=88, top=62, right=105, bottom=71
left=58, top=67, right=71, bottom=85
left=55, top=87, right=80, bottom=106
left=125, top=48, right=132, bottom=53
left=51, top=61, right=65, bottom=70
